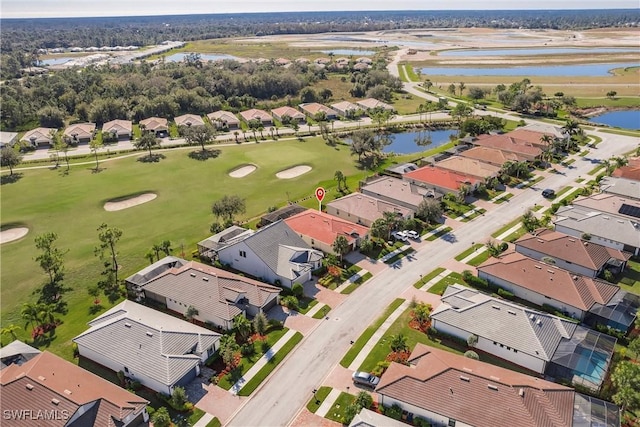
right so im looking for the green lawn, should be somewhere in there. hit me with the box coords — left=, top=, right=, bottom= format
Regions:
left=426, top=227, right=453, bottom=241
left=426, top=272, right=463, bottom=295
left=205, top=418, right=222, bottom=427
left=306, top=386, right=332, bottom=413
left=588, top=164, right=606, bottom=176
left=341, top=272, right=373, bottom=294
left=312, top=304, right=332, bottom=319
left=619, top=259, right=640, bottom=295
left=494, top=193, right=514, bottom=204
left=454, top=243, right=484, bottom=261
left=384, top=247, right=415, bottom=265
left=413, top=267, right=446, bottom=289
left=468, top=250, right=491, bottom=267
left=501, top=226, right=528, bottom=243
left=326, top=392, right=356, bottom=424
left=1, top=138, right=368, bottom=359
left=491, top=217, right=522, bottom=238
left=460, top=208, right=486, bottom=222
left=340, top=298, right=405, bottom=368
left=296, top=299, right=318, bottom=315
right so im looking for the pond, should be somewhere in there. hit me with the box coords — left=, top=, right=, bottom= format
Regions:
left=164, top=52, right=238, bottom=62
left=588, top=110, right=640, bottom=130
left=440, top=47, right=639, bottom=57
left=418, top=63, right=639, bottom=77
left=317, top=49, right=375, bottom=56
left=347, top=129, right=457, bottom=155
left=38, top=57, right=77, bottom=65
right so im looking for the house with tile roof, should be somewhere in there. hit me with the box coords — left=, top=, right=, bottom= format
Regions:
left=284, top=209, right=369, bottom=254
left=0, top=340, right=40, bottom=369
left=434, top=156, right=501, bottom=180
left=599, top=176, right=640, bottom=201
left=360, top=176, right=441, bottom=211
left=459, top=146, right=525, bottom=166
left=102, top=119, right=132, bottom=140
left=217, top=220, right=323, bottom=288
left=431, top=285, right=616, bottom=390
left=515, top=229, right=631, bottom=278
left=571, top=193, right=640, bottom=222
left=63, top=123, right=96, bottom=144
left=298, top=103, right=338, bottom=120
left=174, top=114, right=205, bottom=128
left=0, top=351, right=149, bottom=427
left=554, top=205, right=640, bottom=256
left=507, top=128, right=560, bottom=147
left=0, top=131, right=18, bottom=148
left=376, top=343, right=619, bottom=427
left=197, top=226, right=255, bottom=259
left=472, top=134, right=542, bottom=161
left=326, top=192, right=413, bottom=227
left=207, top=111, right=240, bottom=130
left=403, top=165, right=481, bottom=194
left=476, top=252, right=634, bottom=329
left=239, top=108, right=273, bottom=126
left=74, top=300, right=220, bottom=395
left=612, top=156, right=640, bottom=181
left=331, top=101, right=361, bottom=118
left=20, top=127, right=57, bottom=148
left=127, top=257, right=281, bottom=330
left=139, top=117, right=168, bottom=137
left=271, top=106, right=306, bottom=123
left=356, top=98, right=395, bottom=112
left=520, top=123, right=568, bottom=140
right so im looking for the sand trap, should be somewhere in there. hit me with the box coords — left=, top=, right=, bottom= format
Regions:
left=0, top=227, right=29, bottom=244
left=229, top=164, right=257, bottom=178
left=276, top=165, right=312, bottom=179
left=104, top=193, right=157, bottom=211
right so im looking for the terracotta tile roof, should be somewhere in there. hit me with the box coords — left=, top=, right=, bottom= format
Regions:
left=356, top=98, right=394, bottom=111
left=0, top=352, right=148, bottom=427
left=612, top=157, right=640, bottom=181
left=377, top=344, right=574, bottom=427
left=473, top=134, right=542, bottom=160
left=284, top=210, right=369, bottom=247
left=327, top=192, right=412, bottom=224
left=139, top=117, right=168, bottom=131
left=331, top=101, right=360, bottom=114
left=434, top=156, right=501, bottom=179
left=21, top=127, right=57, bottom=144
left=271, top=106, right=305, bottom=120
left=102, top=119, right=132, bottom=135
left=515, top=229, right=631, bottom=271
left=63, top=123, right=96, bottom=139
left=207, top=110, right=240, bottom=125
left=239, top=108, right=272, bottom=123
left=507, top=128, right=556, bottom=147
left=404, top=165, right=480, bottom=191
left=298, top=103, right=338, bottom=117
left=459, top=146, right=524, bottom=165
left=174, top=114, right=205, bottom=127
left=478, top=252, right=620, bottom=311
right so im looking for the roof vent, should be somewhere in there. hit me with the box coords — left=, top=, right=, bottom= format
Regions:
left=573, top=276, right=578, bottom=281
left=529, top=314, right=535, bottom=321
left=548, top=270, right=554, bottom=274
left=534, top=265, right=541, bottom=269
left=203, top=277, right=209, bottom=282
left=190, top=273, right=196, bottom=277
left=460, top=376, right=470, bottom=382
left=26, top=384, right=34, bottom=390
left=536, top=320, right=542, bottom=326
left=487, top=384, right=498, bottom=391
left=490, top=375, right=500, bottom=381
left=64, top=389, right=72, bottom=395
left=462, top=367, right=473, bottom=373
left=519, top=388, right=525, bottom=397
left=38, top=376, right=45, bottom=381
left=124, top=323, right=132, bottom=328
left=507, top=310, right=516, bottom=315
left=51, top=398, right=60, bottom=405
left=146, top=331, right=153, bottom=337
left=568, top=239, right=575, bottom=242
left=492, top=305, right=501, bottom=310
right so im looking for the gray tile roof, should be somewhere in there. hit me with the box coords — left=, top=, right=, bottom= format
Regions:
left=599, top=176, right=640, bottom=201
left=125, top=256, right=188, bottom=287
left=74, top=301, right=220, bottom=388
left=554, top=205, right=640, bottom=248
left=432, top=286, right=577, bottom=360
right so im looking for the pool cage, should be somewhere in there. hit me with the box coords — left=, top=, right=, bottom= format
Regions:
left=585, top=291, right=640, bottom=332
left=572, top=393, right=620, bottom=427
left=546, top=326, right=616, bottom=391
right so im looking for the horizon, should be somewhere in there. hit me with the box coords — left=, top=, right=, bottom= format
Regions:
left=2, top=1, right=638, bottom=19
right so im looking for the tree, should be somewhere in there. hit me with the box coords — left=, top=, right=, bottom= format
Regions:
left=171, top=386, right=188, bottom=409
left=94, top=223, right=123, bottom=296
left=464, top=350, right=479, bottom=360
left=467, top=334, right=478, bottom=347
left=219, top=334, right=240, bottom=370
left=370, top=218, right=388, bottom=240
left=151, top=243, right=162, bottom=261
left=253, top=312, right=268, bottom=336
left=423, top=79, right=433, bottom=92
left=611, top=360, right=640, bottom=412
left=332, top=235, right=350, bottom=262
left=211, top=195, right=246, bottom=223
left=389, top=333, right=409, bottom=352
left=522, top=209, right=541, bottom=232
left=185, top=305, right=198, bottom=323
left=334, top=170, right=346, bottom=192
left=182, top=124, right=217, bottom=152
left=1, top=324, right=20, bottom=341
left=151, top=407, right=171, bottom=427
left=451, top=103, right=473, bottom=126
left=457, top=184, right=471, bottom=204
left=350, top=129, right=375, bottom=162
left=0, top=146, right=22, bottom=175
left=458, top=81, right=466, bottom=96
left=134, top=131, right=160, bottom=158
left=51, top=131, right=71, bottom=171
left=160, top=240, right=172, bottom=257
left=34, top=232, right=68, bottom=309
left=447, top=83, right=456, bottom=95
left=416, top=198, right=443, bottom=224
left=467, top=86, right=486, bottom=101
left=234, top=314, right=253, bottom=343
left=89, top=138, right=103, bottom=171
left=37, top=105, right=66, bottom=128
left=354, top=391, right=373, bottom=410
left=412, top=303, right=432, bottom=330
left=606, top=90, right=617, bottom=99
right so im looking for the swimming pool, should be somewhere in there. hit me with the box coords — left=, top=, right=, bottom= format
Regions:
left=573, top=348, right=608, bottom=385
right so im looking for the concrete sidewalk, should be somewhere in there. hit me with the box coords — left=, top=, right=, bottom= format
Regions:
left=420, top=269, right=451, bottom=291
left=229, top=329, right=297, bottom=395
left=305, top=302, right=327, bottom=318
left=315, top=388, right=342, bottom=418
left=459, top=247, right=487, bottom=264
left=193, top=412, right=214, bottom=427
left=335, top=269, right=370, bottom=293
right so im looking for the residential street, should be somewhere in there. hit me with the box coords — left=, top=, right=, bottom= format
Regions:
left=226, top=129, right=638, bottom=427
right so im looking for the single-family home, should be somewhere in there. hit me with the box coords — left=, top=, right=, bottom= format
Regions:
left=271, top=106, right=306, bottom=124
left=514, top=228, right=631, bottom=278
left=376, top=343, right=619, bottom=427
left=126, top=257, right=281, bottom=330
left=571, top=193, right=640, bottom=222
left=403, top=165, right=481, bottom=195
left=472, top=134, right=542, bottom=162
left=197, top=226, right=255, bottom=259
left=0, top=131, right=18, bottom=148
left=74, top=300, right=221, bottom=395
left=612, top=156, right=640, bottom=181
left=174, top=114, right=205, bottom=128
left=599, top=176, right=640, bottom=201
left=0, top=340, right=40, bottom=369
left=431, top=284, right=616, bottom=391
left=0, top=350, right=149, bottom=427
left=239, top=108, right=273, bottom=126
left=507, top=128, right=560, bottom=148
left=259, top=204, right=307, bottom=228
left=353, top=62, right=370, bottom=71
left=433, top=156, right=501, bottom=180
left=139, top=117, right=168, bottom=137
left=459, top=146, right=525, bottom=166
left=331, top=101, right=361, bottom=118
left=102, top=119, right=132, bottom=140
left=477, top=251, right=637, bottom=330
left=298, top=103, right=338, bottom=120
left=20, top=127, right=56, bottom=148
left=275, top=58, right=291, bottom=66
left=217, top=220, right=323, bottom=288
left=284, top=209, right=370, bottom=254
left=554, top=205, right=640, bottom=256
left=360, top=176, right=441, bottom=211
left=64, top=123, right=96, bottom=144
left=326, top=192, right=412, bottom=227
left=356, top=98, right=395, bottom=112
left=520, top=122, right=568, bottom=140
left=207, top=111, right=240, bottom=130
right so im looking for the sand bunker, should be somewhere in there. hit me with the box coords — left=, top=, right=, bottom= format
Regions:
left=276, top=165, right=312, bottom=179
left=104, top=193, right=157, bottom=211
left=0, top=227, right=29, bottom=244
left=229, top=164, right=257, bottom=178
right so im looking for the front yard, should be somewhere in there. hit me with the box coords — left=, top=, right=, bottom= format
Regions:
left=317, top=263, right=362, bottom=290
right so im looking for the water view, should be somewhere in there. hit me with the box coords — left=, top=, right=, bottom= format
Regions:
left=418, top=62, right=639, bottom=77
left=440, top=47, right=639, bottom=57
left=589, top=110, right=640, bottom=130
left=346, top=129, right=456, bottom=154
left=165, top=52, right=238, bottom=62
left=39, top=57, right=76, bottom=65
left=317, top=49, right=375, bottom=56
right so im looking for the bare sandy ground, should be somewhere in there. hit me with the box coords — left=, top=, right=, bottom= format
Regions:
left=0, top=227, right=28, bottom=244
left=104, top=193, right=157, bottom=211
left=229, top=164, right=257, bottom=178
left=276, top=165, right=312, bottom=179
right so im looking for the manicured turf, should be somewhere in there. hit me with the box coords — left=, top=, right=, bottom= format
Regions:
left=413, top=267, right=446, bottom=289
left=326, top=392, right=356, bottom=423
left=312, top=304, right=332, bottom=319
left=619, top=259, right=640, bottom=296
left=425, top=227, right=453, bottom=241
left=341, top=272, right=373, bottom=294
left=491, top=217, right=522, bottom=238
left=468, top=250, right=491, bottom=267
left=0, top=138, right=367, bottom=358
left=306, top=386, right=332, bottom=413
left=426, top=272, right=463, bottom=295
left=454, top=243, right=483, bottom=261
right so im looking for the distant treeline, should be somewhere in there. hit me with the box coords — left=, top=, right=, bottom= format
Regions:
left=1, top=9, right=639, bottom=52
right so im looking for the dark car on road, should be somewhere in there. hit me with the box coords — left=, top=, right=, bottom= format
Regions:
left=542, top=189, right=556, bottom=198
left=352, top=371, right=380, bottom=388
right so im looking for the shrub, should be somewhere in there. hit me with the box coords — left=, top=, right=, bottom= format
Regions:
left=499, top=242, right=508, bottom=252
left=497, top=288, right=514, bottom=299
left=372, top=361, right=390, bottom=377
left=386, top=404, right=403, bottom=420
left=602, top=270, right=615, bottom=283
left=281, top=295, right=299, bottom=310
left=240, top=343, right=255, bottom=356
left=414, top=416, right=432, bottom=427
left=267, top=318, right=283, bottom=330
left=464, top=350, right=479, bottom=360
left=291, top=282, right=304, bottom=298
left=462, top=271, right=488, bottom=289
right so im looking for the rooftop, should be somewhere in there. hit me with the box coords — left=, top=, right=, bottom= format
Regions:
left=572, top=193, right=640, bottom=222
left=174, top=114, right=205, bottom=127
left=361, top=176, right=437, bottom=208
left=285, top=209, right=369, bottom=247
left=207, top=110, right=240, bottom=124
left=271, top=106, right=305, bottom=120
left=239, top=108, right=272, bottom=122
left=434, top=156, right=501, bottom=179
left=599, top=176, right=640, bottom=200
left=507, top=128, right=556, bottom=146
left=63, top=123, right=96, bottom=138
left=327, top=192, right=412, bottom=224
left=139, top=117, right=168, bottom=130
left=20, top=127, right=56, bottom=143
left=331, top=101, right=360, bottom=112
left=298, top=102, right=338, bottom=116
left=459, top=146, right=524, bottom=165
left=554, top=205, right=640, bottom=248
left=356, top=98, right=394, bottom=111
left=102, top=119, right=132, bottom=134
left=612, top=156, right=640, bottom=181
left=473, top=134, right=542, bottom=160
left=405, top=164, right=480, bottom=191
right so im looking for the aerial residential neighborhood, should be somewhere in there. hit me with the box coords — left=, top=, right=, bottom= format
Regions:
left=0, top=5, right=639, bottom=427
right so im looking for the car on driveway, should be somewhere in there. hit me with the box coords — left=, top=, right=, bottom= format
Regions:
left=406, top=230, right=420, bottom=240
left=352, top=371, right=380, bottom=388
left=392, top=231, right=408, bottom=242
left=542, top=189, right=556, bottom=198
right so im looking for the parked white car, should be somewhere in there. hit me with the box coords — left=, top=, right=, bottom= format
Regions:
left=392, top=231, right=408, bottom=242
left=406, top=230, right=420, bottom=240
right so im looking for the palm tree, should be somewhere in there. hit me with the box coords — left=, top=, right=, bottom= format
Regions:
left=185, top=305, right=199, bottom=323
left=151, top=244, right=163, bottom=261
left=613, top=156, right=628, bottom=169
left=389, top=333, right=409, bottom=352
left=21, top=302, right=42, bottom=332
left=423, top=79, right=433, bottom=92
left=458, top=81, right=466, bottom=96
left=160, top=240, right=172, bottom=257
left=334, top=170, right=345, bottom=192
left=382, top=211, right=402, bottom=240
left=234, top=314, right=253, bottom=343
left=1, top=324, right=20, bottom=341
left=332, top=235, right=350, bottom=263
left=233, top=131, right=239, bottom=143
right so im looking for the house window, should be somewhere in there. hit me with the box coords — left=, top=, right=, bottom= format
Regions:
left=514, top=349, right=518, bottom=353
left=239, top=250, right=247, bottom=258
left=500, top=344, right=504, bottom=348
left=506, top=346, right=511, bottom=350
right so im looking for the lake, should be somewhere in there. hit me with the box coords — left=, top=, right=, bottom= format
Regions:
left=39, top=57, right=76, bottom=65
left=165, top=53, right=238, bottom=62
left=317, top=49, right=375, bottom=56
left=439, top=47, right=639, bottom=57
left=418, top=63, right=639, bottom=77
left=347, top=129, right=456, bottom=154
left=589, top=110, right=640, bottom=130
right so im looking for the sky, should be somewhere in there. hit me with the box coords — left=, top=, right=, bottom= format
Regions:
left=1, top=0, right=638, bottom=19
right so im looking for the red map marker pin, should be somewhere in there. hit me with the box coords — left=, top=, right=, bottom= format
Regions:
left=315, top=187, right=326, bottom=202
